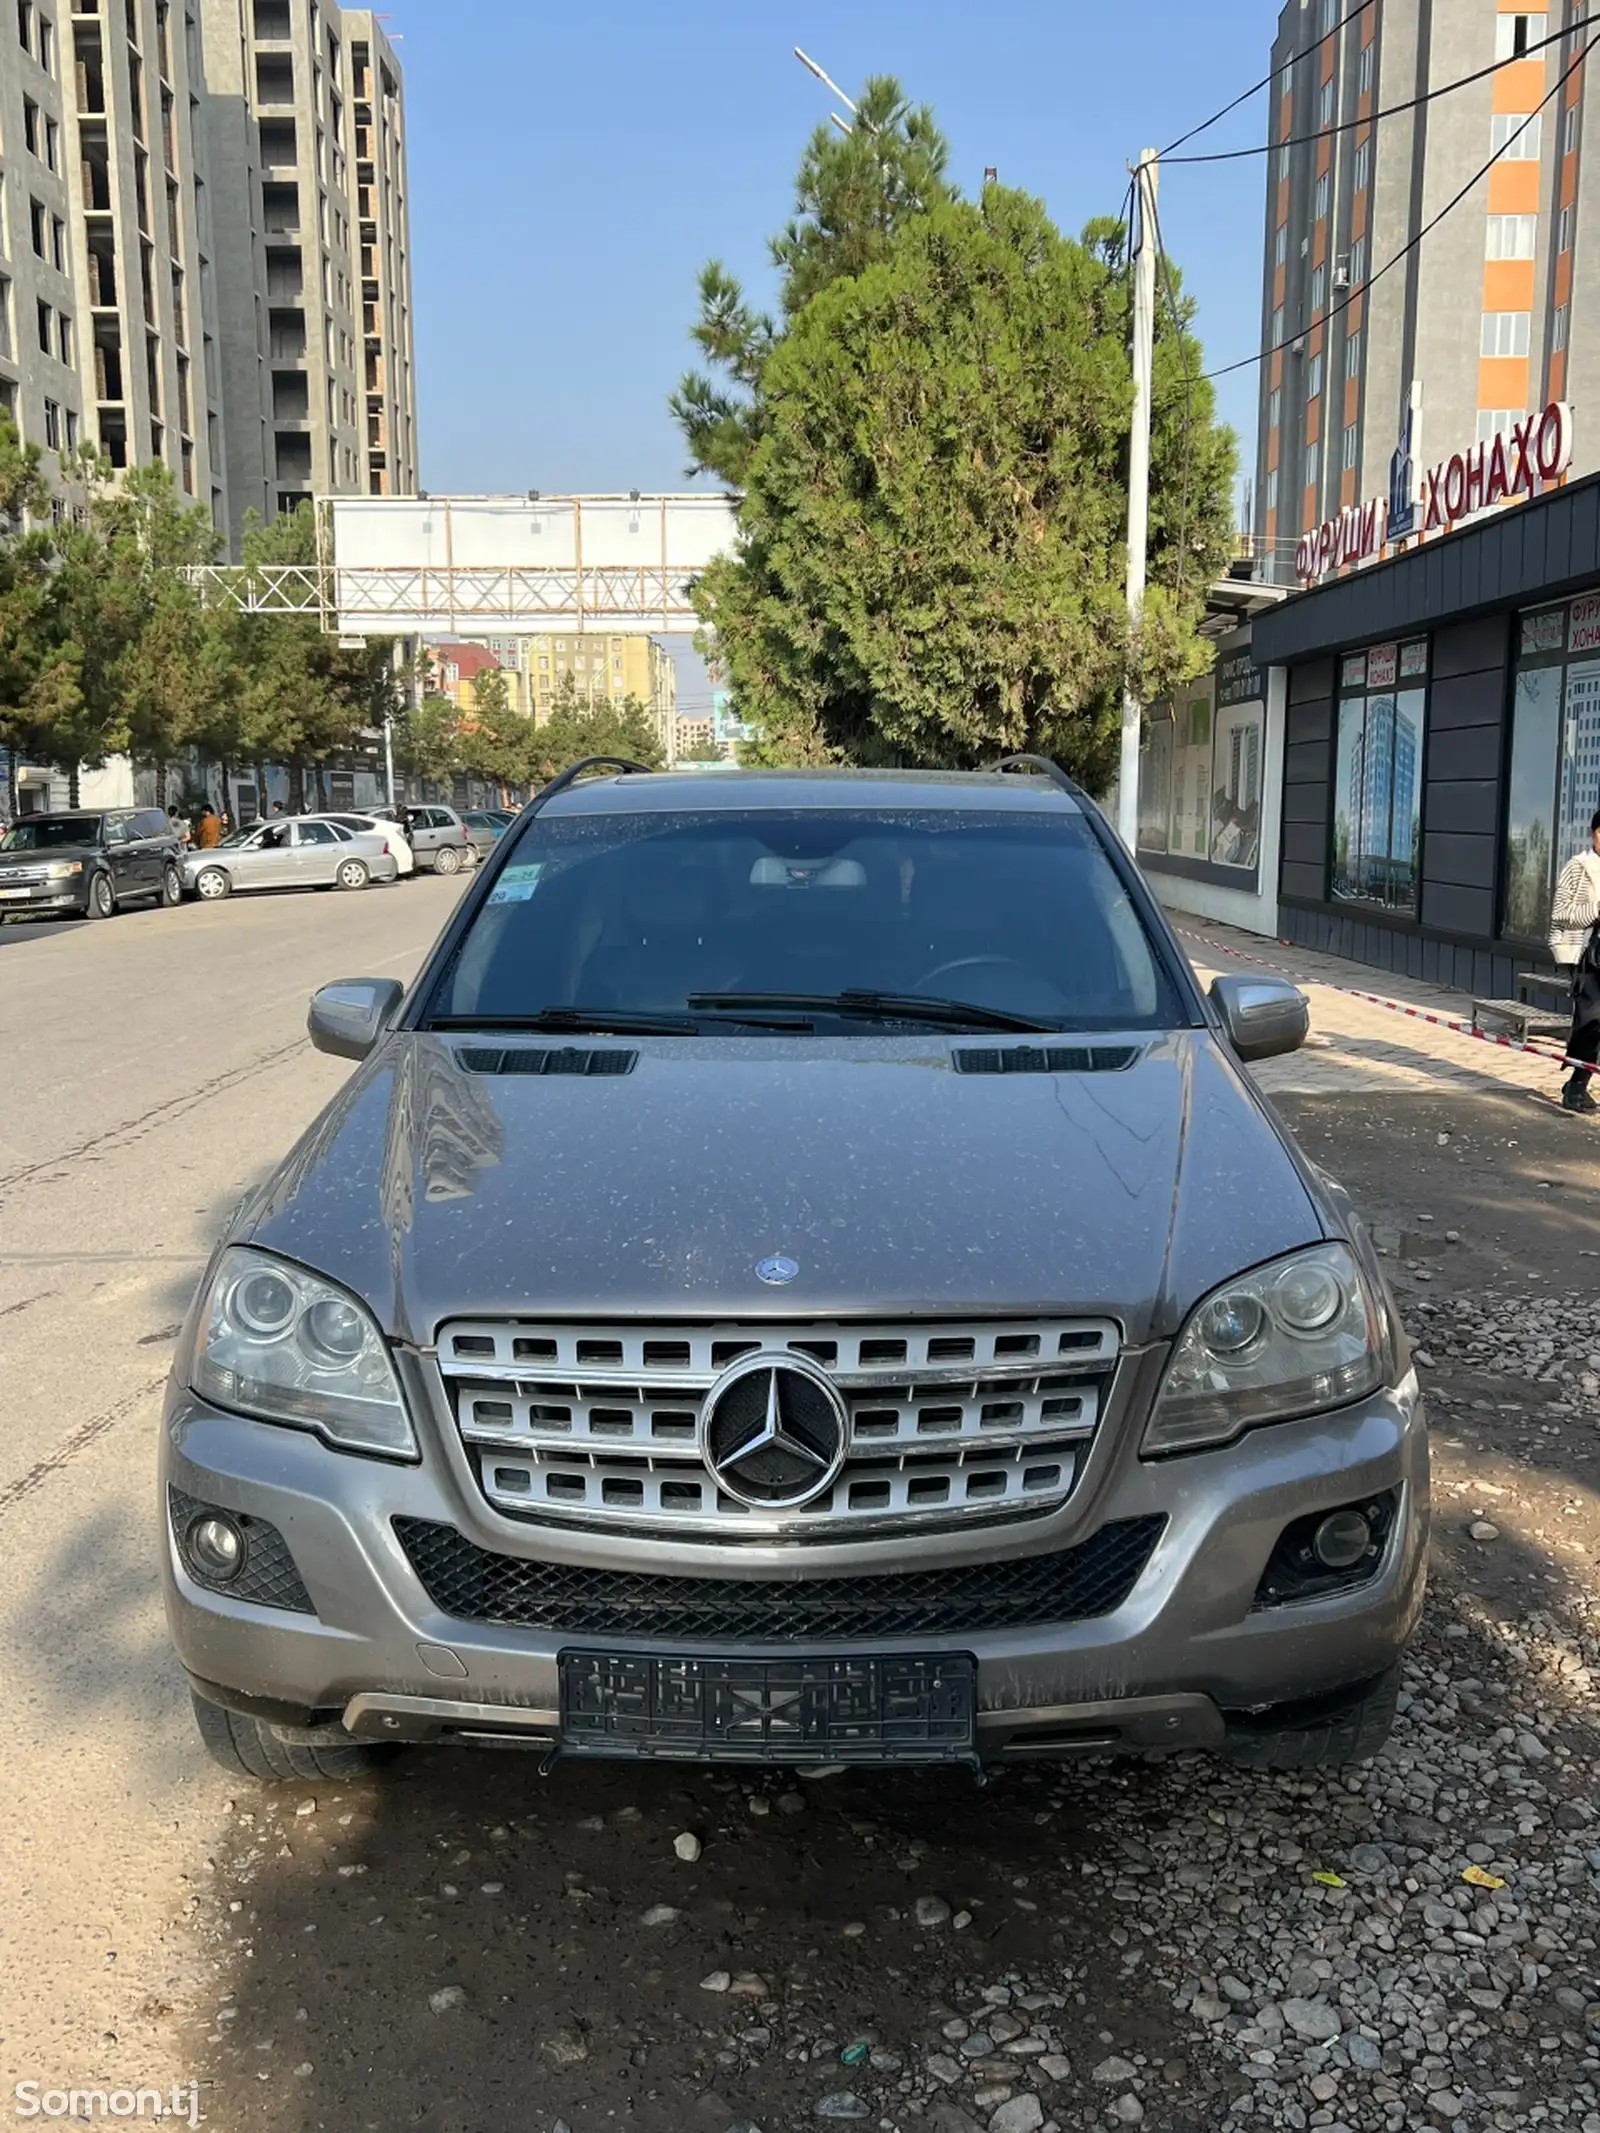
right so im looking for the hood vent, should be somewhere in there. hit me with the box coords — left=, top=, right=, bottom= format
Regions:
left=953, top=1045, right=1141, bottom=1077
left=457, top=1046, right=638, bottom=1078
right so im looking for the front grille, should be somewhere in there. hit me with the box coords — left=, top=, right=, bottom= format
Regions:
left=456, top=1047, right=637, bottom=1077
left=168, top=1487, right=315, bottom=1614
left=434, top=1315, right=1121, bottom=1540
left=395, top=1514, right=1165, bottom=1640
left=952, top=1045, right=1142, bottom=1075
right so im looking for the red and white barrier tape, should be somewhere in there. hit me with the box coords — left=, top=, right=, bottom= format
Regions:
left=1172, top=924, right=1591, bottom=1079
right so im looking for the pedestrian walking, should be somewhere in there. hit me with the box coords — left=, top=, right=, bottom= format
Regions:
left=1549, top=807, right=1600, bottom=1113
left=195, top=804, right=222, bottom=849
left=167, top=804, right=191, bottom=848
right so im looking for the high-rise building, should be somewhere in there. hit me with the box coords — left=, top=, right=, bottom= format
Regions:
left=1253, top=0, right=1590, bottom=583
left=1, top=0, right=229, bottom=524
left=196, top=0, right=415, bottom=549
left=486, top=632, right=679, bottom=737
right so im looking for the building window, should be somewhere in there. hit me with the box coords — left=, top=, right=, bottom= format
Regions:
left=1320, top=0, right=1337, bottom=31
left=1553, top=303, right=1569, bottom=352
left=1268, top=386, right=1281, bottom=430
left=64, top=408, right=77, bottom=451
left=44, top=115, right=57, bottom=170
left=1503, top=600, right=1600, bottom=940
left=17, top=0, right=31, bottom=52
left=1271, top=303, right=1285, bottom=346
left=1314, top=170, right=1330, bottom=219
left=1274, top=222, right=1287, bottom=268
left=1304, top=441, right=1319, bottom=489
left=36, top=297, right=50, bottom=354
left=1311, top=262, right=1326, bottom=310
left=1481, top=311, right=1531, bottom=357
left=42, top=396, right=59, bottom=447
left=1350, top=235, right=1366, bottom=281
left=1318, top=78, right=1334, bottom=129
left=1476, top=407, right=1525, bottom=443
left=1565, top=104, right=1578, bottom=156
left=1266, top=467, right=1280, bottom=513
left=57, top=310, right=70, bottom=363
left=1492, top=112, right=1542, bottom=159
left=29, top=197, right=46, bottom=256
left=1495, top=12, right=1548, bottom=61
left=1358, top=39, right=1374, bottom=94
left=23, top=97, right=39, bottom=155
left=50, top=213, right=64, bottom=270
left=1353, top=138, right=1370, bottom=190
left=1559, top=203, right=1575, bottom=251
left=1345, top=329, right=1362, bottom=378
left=1486, top=213, right=1538, bottom=259
left=1307, top=350, right=1324, bottom=399
left=1334, top=645, right=1428, bottom=913
left=1342, top=422, right=1359, bottom=469
left=36, top=8, right=49, bottom=72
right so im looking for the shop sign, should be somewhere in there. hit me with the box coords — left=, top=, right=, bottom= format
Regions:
left=1569, top=594, right=1600, bottom=655
left=1216, top=649, right=1264, bottom=708
left=1366, top=643, right=1398, bottom=689
left=1298, top=400, right=1575, bottom=586
left=1522, top=607, right=1566, bottom=655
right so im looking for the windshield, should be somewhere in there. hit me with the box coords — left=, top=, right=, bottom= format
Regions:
left=429, top=807, right=1183, bottom=1032
left=0, top=818, right=101, bottom=852
left=218, top=827, right=267, bottom=848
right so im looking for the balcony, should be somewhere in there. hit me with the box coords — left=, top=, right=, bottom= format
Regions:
left=253, top=0, right=290, bottom=38
left=261, top=181, right=299, bottom=235
left=275, top=431, right=311, bottom=482
left=258, top=117, right=296, bottom=174
left=267, top=306, right=305, bottom=360
left=255, top=52, right=293, bottom=106
left=272, top=369, right=308, bottom=420
left=265, top=244, right=303, bottom=302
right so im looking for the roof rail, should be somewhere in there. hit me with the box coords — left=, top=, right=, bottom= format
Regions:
left=986, top=752, right=1089, bottom=803
left=537, top=755, right=657, bottom=800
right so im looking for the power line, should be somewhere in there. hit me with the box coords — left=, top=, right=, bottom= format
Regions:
left=1144, top=183, right=1197, bottom=594
left=1203, top=27, right=1597, bottom=382
left=1167, top=11, right=1596, bottom=164
left=1158, top=0, right=1376, bottom=157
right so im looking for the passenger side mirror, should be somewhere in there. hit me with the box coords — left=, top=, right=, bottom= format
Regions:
left=1209, top=974, right=1309, bottom=1064
left=308, top=978, right=405, bottom=1061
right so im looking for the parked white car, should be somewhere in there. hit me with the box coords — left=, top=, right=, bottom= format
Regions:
left=309, top=812, right=416, bottom=876
left=181, top=819, right=399, bottom=900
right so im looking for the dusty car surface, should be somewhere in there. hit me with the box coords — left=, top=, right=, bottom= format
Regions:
left=161, top=758, right=1426, bottom=1781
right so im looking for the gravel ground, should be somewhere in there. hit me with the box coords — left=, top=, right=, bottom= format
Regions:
left=161, top=1084, right=1600, bottom=2133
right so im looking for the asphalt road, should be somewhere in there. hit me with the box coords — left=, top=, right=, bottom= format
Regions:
left=1, top=886, right=1596, bottom=2133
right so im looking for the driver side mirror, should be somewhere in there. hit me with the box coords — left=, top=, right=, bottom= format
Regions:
left=1209, top=974, right=1309, bottom=1064
left=308, top=978, right=405, bottom=1061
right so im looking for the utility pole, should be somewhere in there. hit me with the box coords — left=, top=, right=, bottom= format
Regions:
left=1118, top=148, right=1158, bottom=852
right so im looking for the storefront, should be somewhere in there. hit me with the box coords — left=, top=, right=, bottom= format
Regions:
left=1252, top=467, right=1600, bottom=997
left=1136, top=623, right=1287, bottom=937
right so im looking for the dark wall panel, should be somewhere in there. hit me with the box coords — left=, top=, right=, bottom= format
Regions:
left=1421, top=881, right=1495, bottom=937
left=1286, top=696, right=1333, bottom=743
left=1283, top=782, right=1327, bottom=824
left=1428, top=667, right=1505, bottom=730
left=1284, top=738, right=1333, bottom=785
left=1424, top=831, right=1497, bottom=889
left=1425, top=779, right=1499, bottom=835
left=1280, top=821, right=1327, bottom=868
left=1280, top=861, right=1326, bottom=901
left=1289, top=659, right=1336, bottom=704
left=1431, top=722, right=1501, bottom=781
left=1433, top=613, right=1508, bottom=679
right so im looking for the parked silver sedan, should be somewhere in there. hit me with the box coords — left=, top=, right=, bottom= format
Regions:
left=180, top=819, right=400, bottom=901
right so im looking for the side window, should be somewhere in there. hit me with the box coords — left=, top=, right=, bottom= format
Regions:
left=105, top=816, right=132, bottom=845
left=295, top=821, right=339, bottom=847
left=134, top=809, right=168, bottom=839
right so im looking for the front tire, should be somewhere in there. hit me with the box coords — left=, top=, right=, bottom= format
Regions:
left=189, top=1692, right=396, bottom=1782
left=194, top=867, right=230, bottom=901
left=433, top=844, right=462, bottom=876
left=335, top=857, right=370, bottom=891
left=84, top=871, right=115, bottom=921
left=161, top=863, right=183, bottom=907
left=1221, top=1665, right=1401, bottom=1772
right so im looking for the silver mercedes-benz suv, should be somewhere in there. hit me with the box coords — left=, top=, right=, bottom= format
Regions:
left=160, top=758, right=1427, bottom=1783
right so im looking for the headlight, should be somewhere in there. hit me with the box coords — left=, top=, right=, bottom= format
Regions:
left=1143, top=1242, right=1384, bottom=1456
left=190, top=1246, right=417, bottom=1459
left=44, top=861, right=83, bottom=879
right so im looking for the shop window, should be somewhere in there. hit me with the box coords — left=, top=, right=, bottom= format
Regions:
left=1332, top=642, right=1428, bottom=912
left=1503, top=597, right=1600, bottom=941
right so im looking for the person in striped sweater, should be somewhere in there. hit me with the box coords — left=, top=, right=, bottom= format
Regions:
left=1549, top=808, right=1600, bottom=1113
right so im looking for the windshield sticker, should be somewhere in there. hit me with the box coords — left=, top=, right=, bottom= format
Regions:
left=488, top=863, right=542, bottom=905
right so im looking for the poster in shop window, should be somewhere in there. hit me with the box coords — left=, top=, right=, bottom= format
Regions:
left=1138, top=715, right=1173, bottom=854
left=1558, top=659, right=1600, bottom=864
left=1209, top=699, right=1265, bottom=869
left=1168, top=696, right=1212, bottom=859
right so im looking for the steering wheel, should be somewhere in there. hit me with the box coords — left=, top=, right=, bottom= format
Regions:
left=913, top=955, right=1036, bottom=992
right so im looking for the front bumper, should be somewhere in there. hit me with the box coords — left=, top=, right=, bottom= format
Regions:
left=0, top=881, right=86, bottom=914
left=161, top=1376, right=1428, bottom=1760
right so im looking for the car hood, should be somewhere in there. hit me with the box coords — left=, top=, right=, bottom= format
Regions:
left=242, top=1032, right=1326, bottom=1349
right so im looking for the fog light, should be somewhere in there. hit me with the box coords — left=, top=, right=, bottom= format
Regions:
left=1312, top=1507, right=1372, bottom=1571
left=189, top=1513, right=245, bottom=1580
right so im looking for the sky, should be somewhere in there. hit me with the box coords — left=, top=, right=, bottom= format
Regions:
left=390, top=0, right=1285, bottom=704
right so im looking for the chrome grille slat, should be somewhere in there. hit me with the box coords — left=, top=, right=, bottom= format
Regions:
left=436, top=1315, right=1120, bottom=1539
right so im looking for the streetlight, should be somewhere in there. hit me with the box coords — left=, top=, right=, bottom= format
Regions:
left=793, top=46, right=858, bottom=134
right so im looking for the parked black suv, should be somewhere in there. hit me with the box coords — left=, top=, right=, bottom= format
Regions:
left=0, top=809, right=186, bottom=920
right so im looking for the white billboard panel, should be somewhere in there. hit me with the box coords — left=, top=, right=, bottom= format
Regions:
left=327, top=495, right=738, bottom=635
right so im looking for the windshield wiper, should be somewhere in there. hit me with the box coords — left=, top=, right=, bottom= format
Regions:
left=686, top=989, right=1058, bottom=1033
left=428, top=1008, right=701, bottom=1036
left=427, top=1005, right=816, bottom=1037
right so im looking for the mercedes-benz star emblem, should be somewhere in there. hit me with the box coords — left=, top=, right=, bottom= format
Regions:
left=699, top=1353, right=848, bottom=1511
left=755, top=1254, right=799, bottom=1285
